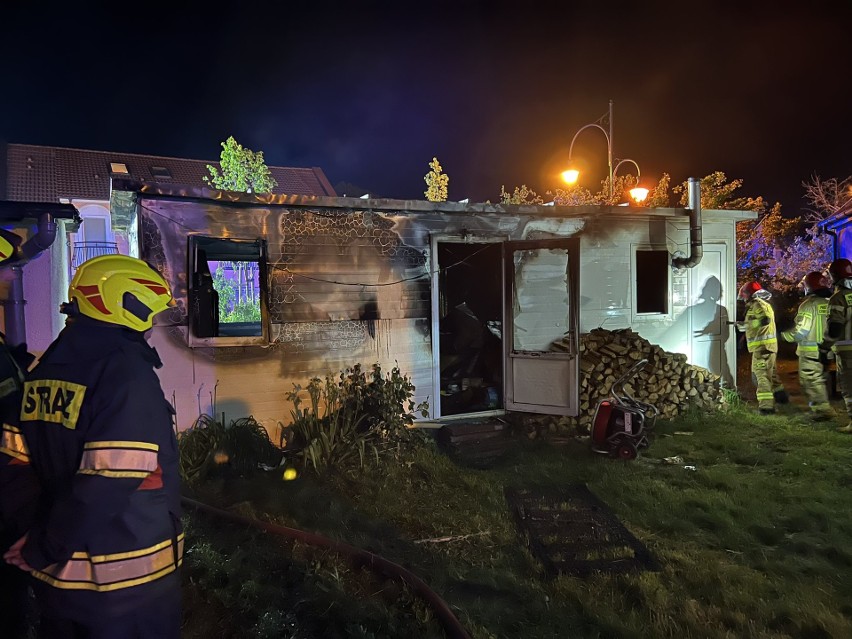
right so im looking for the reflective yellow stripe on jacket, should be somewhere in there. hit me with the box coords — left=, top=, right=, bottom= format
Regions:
left=744, top=298, right=777, bottom=352
left=0, top=422, right=29, bottom=463
left=77, top=440, right=159, bottom=479
left=785, top=296, right=829, bottom=356
left=31, top=534, right=184, bottom=592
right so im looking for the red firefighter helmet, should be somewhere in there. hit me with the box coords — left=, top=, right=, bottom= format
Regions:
left=737, top=281, right=763, bottom=301
left=829, top=258, right=852, bottom=282
left=802, top=271, right=832, bottom=295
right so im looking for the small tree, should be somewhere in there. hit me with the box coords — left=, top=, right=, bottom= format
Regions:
left=549, top=184, right=595, bottom=206
left=645, top=173, right=672, bottom=208
left=205, top=136, right=278, bottom=194
left=500, top=184, right=543, bottom=205
left=802, top=175, right=852, bottom=224
left=424, top=157, right=449, bottom=202
left=546, top=173, right=669, bottom=207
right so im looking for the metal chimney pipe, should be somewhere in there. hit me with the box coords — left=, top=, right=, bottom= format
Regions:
left=672, top=177, right=703, bottom=269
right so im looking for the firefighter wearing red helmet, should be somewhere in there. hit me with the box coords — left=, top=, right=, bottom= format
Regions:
left=782, top=271, right=834, bottom=421
left=735, top=281, right=788, bottom=414
left=827, top=258, right=852, bottom=433
left=0, top=255, right=182, bottom=638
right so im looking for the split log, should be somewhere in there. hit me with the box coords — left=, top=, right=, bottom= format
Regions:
left=519, top=328, right=728, bottom=439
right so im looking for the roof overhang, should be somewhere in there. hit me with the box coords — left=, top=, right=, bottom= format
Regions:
left=818, top=200, right=852, bottom=232
left=0, top=200, right=80, bottom=222
left=111, top=178, right=758, bottom=221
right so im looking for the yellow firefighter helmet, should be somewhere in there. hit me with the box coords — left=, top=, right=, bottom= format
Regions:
left=69, top=255, right=174, bottom=331
left=0, top=228, right=23, bottom=266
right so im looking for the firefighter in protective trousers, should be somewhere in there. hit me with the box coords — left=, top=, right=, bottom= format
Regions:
left=736, top=281, right=788, bottom=414
left=828, top=258, right=852, bottom=433
left=0, top=227, right=38, bottom=638
left=0, top=255, right=182, bottom=638
left=782, top=272, right=834, bottom=421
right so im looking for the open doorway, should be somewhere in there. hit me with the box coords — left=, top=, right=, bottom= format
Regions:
left=436, top=241, right=503, bottom=416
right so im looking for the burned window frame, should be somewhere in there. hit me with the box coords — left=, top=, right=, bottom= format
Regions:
left=187, top=234, right=269, bottom=347
left=633, top=246, right=671, bottom=316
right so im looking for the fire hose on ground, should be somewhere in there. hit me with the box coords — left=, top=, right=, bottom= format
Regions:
left=181, top=496, right=472, bottom=639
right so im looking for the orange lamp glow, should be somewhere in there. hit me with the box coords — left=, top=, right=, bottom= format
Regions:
left=629, top=187, right=649, bottom=203
left=561, top=169, right=580, bottom=184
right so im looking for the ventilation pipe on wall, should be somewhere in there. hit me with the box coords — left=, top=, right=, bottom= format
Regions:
left=671, top=177, right=703, bottom=269
left=825, top=228, right=839, bottom=260
left=3, top=213, right=58, bottom=347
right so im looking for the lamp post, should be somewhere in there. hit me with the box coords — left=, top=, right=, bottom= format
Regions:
left=561, top=100, right=646, bottom=204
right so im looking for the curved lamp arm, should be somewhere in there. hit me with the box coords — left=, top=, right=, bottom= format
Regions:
left=613, top=158, right=648, bottom=204
left=567, top=123, right=611, bottom=161
left=567, top=123, right=613, bottom=195
left=613, top=158, right=641, bottom=178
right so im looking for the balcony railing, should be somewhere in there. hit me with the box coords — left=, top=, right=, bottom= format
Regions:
left=70, top=241, right=119, bottom=271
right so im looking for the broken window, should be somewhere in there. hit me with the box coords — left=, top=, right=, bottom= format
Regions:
left=188, top=235, right=268, bottom=345
left=635, top=249, right=669, bottom=314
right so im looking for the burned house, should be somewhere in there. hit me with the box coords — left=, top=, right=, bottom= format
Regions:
left=0, top=142, right=336, bottom=354
left=104, top=178, right=755, bottom=431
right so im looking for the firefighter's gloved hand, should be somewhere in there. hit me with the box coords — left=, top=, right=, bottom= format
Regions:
left=781, top=331, right=794, bottom=342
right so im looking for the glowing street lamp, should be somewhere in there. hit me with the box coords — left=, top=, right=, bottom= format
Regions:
left=563, top=100, right=647, bottom=204
left=560, top=168, right=580, bottom=184
left=613, top=158, right=647, bottom=204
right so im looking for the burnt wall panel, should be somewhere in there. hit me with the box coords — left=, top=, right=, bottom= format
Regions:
left=271, top=209, right=428, bottom=322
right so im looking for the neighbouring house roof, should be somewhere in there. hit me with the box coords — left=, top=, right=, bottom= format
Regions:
left=819, top=198, right=852, bottom=231
left=0, top=142, right=336, bottom=203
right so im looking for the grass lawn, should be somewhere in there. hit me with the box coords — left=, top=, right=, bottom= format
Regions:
left=181, top=389, right=852, bottom=639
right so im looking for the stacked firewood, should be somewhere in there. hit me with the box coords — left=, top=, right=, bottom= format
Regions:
left=538, top=328, right=725, bottom=437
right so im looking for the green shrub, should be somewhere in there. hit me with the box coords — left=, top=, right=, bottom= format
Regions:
left=178, top=414, right=282, bottom=482
left=285, top=363, right=429, bottom=474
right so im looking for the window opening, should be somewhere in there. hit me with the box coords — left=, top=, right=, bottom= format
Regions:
left=635, top=249, right=669, bottom=314
left=189, top=236, right=267, bottom=341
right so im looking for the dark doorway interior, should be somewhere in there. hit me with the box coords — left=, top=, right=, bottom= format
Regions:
left=438, top=242, right=503, bottom=416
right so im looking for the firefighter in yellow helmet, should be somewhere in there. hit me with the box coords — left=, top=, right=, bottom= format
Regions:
left=736, top=281, right=788, bottom=414
left=1, top=255, right=182, bottom=638
left=0, top=232, right=17, bottom=264
left=827, top=258, right=852, bottom=433
left=782, top=271, right=834, bottom=421
left=0, top=227, right=32, bottom=638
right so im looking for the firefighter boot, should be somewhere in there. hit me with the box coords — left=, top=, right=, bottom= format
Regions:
left=808, top=408, right=835, bottom=423
left=773, top=389, right=790, bottom=404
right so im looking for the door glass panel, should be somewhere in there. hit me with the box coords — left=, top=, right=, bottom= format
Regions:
left=511, top=247, right=570, bottom=351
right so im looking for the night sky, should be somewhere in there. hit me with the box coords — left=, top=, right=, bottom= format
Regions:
left=1, top=1, right=849, bottom=213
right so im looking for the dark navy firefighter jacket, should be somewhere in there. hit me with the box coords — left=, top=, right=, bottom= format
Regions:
left=0, top=319, right=181, bottom=621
